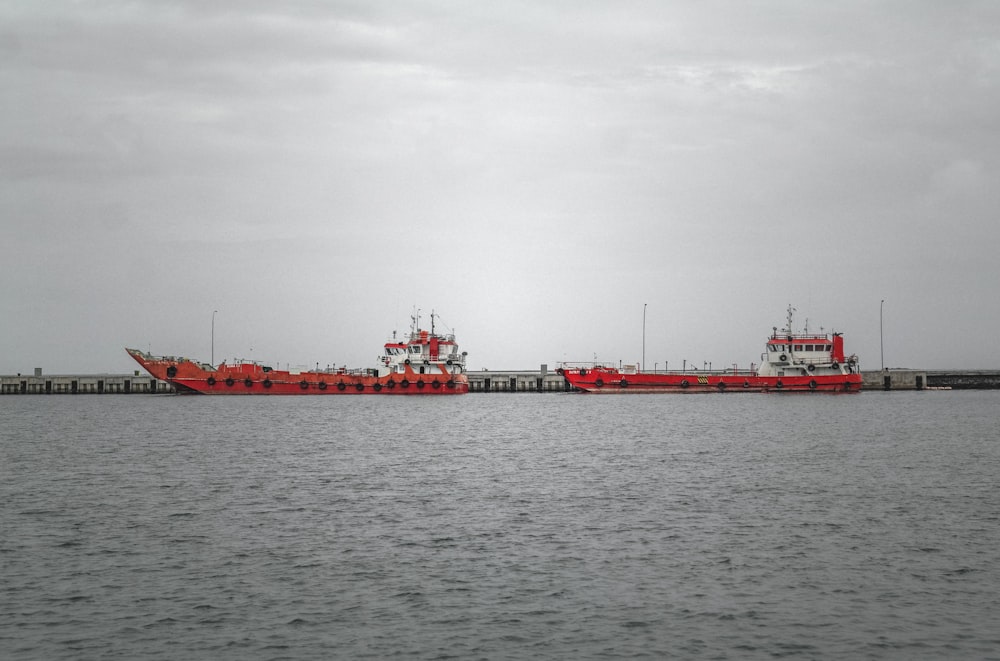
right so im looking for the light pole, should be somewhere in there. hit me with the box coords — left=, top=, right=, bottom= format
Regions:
left=642, top=303, right=647, bottom=372
left=212, top=310, right=218, bottom=366
left=880, top=299, right=885, bottom=371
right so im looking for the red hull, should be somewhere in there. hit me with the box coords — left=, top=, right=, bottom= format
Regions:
left=558, top=367, right=862, bottom=393
left=126, top=348, right=469, bottom=395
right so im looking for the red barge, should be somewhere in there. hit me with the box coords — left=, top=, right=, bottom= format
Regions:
left=558, top=307, right=862, bottom=393
left=127, top=311, right=468, bottom=395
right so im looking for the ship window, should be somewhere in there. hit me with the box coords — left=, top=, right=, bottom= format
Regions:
left=794, top=344, right=803, bottom=351
left=806, top=345, right=814, bottom=351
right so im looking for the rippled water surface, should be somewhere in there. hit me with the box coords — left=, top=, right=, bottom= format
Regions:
left=2, top=391, right=999, bottom=659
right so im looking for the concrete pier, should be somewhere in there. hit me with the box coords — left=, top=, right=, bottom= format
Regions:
left=0, top=371, right=173, bottom=394
left=467, top=368, right=571, bottom=393
left=861, top=369, right=928, bottom=391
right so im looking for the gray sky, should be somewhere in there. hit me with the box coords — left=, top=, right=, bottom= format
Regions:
left=3, top=1, right=999, bottom=374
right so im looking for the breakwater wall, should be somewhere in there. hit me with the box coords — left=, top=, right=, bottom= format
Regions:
left=925, top=370, right=1000, bottom=389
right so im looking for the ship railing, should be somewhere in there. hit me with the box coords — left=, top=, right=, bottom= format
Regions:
left=780, top=355, right=840, bottom=367
left=558, top=361, right=618, bottom=370
left=771, top=332, right=833, bottom=341
left=643, top=368, right=761, bottom=377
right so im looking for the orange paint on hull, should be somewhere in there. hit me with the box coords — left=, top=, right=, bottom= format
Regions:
left=126, top=311, right=469, bottom=395
left=126, top=349, right=469, bottom=395
left=557, top=367, right=861, bottom=393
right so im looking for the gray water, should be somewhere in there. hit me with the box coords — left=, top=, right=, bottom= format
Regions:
left=2, top=391, right=998, bottom=660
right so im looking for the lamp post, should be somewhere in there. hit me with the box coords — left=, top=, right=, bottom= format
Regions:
left=642, top=303, right=647, bottom=372
left=212, top=310, right=218, bottom=367
left=880, top=299, right=885, bottom=371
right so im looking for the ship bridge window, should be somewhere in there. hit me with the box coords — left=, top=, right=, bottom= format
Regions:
left=794, top=344, right=803, bottom=351
left=409, top=345, right=422, bottom=354
left=806, top=345, right=814, bottom=351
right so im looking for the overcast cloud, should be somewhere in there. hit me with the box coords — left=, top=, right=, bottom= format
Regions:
left=3, top=1, right=999, bottom=374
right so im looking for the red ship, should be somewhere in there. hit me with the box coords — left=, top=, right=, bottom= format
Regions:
left=127, top=311, right=469, bottom=395
left=558, top=306, right=862, bottom=393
